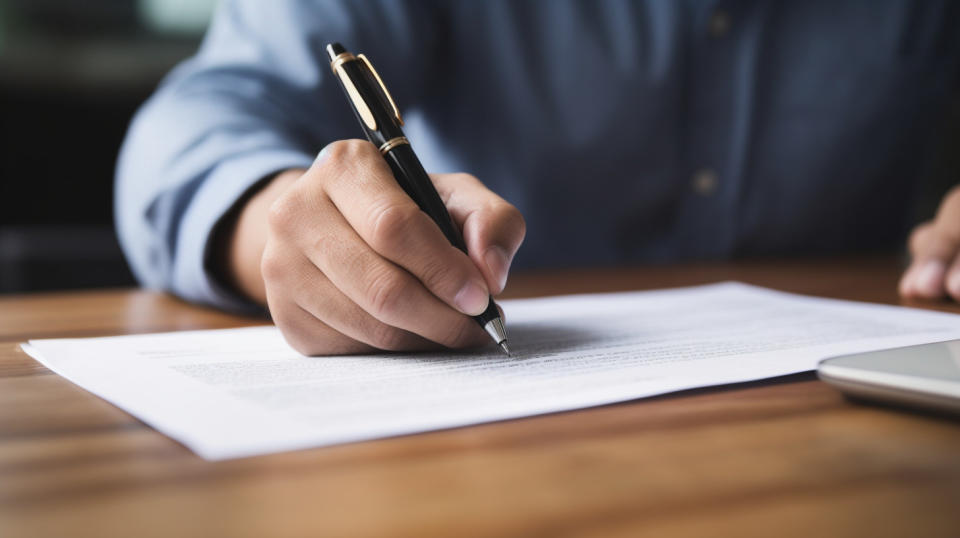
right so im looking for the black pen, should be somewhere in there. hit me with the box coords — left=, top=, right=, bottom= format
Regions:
left=325, top=43, right=510, bottom=355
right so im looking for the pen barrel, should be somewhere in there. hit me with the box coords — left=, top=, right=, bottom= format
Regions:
left=382, top=145, right=468, bottom=253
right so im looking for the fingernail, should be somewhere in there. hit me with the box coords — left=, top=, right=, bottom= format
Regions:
left=898, top=265, right=917, bottom=296
left=454, top=280, right=489, bottom=315
left=484, top=246, right=512, bottom=294
left=916, top=260, right=946, bottom=296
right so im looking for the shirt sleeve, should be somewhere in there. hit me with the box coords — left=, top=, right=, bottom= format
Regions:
left=115, top=0, right=442, bottom=312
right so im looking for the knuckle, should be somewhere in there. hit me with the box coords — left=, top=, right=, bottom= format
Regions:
left=498, top=202, right=527, bottom=238
left=363, top=267, right=409, bottom=319
left=479, top=200, right=526, bottom=250
left=323, top=139, right=351, bottom=161
left=369, top=203, right=420, bottom=251
left=267, top=197, right=293, bottom=230
left=259, top=248, right=285, bottom=283
left=327, top=139, right=377, bottom=163
left=266, top=194, right=298, bottom=233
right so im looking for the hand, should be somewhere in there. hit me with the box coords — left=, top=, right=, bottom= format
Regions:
left=900, top=186, right=960, bottom=301
left=226, top=140, right=525, bottom=355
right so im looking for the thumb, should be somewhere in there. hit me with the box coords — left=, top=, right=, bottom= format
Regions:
left=432, top=173, right=526, bottom=295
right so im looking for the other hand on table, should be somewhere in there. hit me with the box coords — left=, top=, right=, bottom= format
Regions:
left=900, top=186, right=960, bottom=302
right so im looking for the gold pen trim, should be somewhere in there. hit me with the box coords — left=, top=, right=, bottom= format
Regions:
left=330, top=53, right=377, bottom=131
left=379, top=136, right=410, bottom=155
left=329, top=51, right=357, bottom=71
left=358, top=54, right=404, bottom=126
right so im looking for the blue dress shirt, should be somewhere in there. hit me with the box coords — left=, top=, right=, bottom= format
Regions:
left=116, top=0, right=960, bottom=311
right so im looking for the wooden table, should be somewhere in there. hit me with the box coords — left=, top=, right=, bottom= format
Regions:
left=1, top=257, right=958, bottom=537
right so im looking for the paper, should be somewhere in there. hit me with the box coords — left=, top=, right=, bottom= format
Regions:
left=21, top=282, right=960, bottom=460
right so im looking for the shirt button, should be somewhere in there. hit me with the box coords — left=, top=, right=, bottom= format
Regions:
left=691, top=168, right=719, bottom=196
left=708, top=9, right=731, bottom=38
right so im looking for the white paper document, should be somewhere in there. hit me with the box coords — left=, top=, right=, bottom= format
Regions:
left=21, top=283, right=960, bottom=460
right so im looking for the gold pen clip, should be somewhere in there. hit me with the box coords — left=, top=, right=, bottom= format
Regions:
left=330, top=51, right=377, bottom=131
left=358, top=54, right=404, bottom=126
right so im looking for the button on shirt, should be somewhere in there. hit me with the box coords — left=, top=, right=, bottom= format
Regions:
left=116, top=0, right=960, bottom=311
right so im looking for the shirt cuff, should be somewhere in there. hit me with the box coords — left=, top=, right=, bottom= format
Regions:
left=172, top=149, right=315, bottom=314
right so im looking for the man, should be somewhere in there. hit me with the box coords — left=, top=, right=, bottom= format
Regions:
left=117, top=1, right=960, bottom=355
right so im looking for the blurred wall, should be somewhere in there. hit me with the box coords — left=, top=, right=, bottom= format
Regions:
left=0, top=0, right=214, bottom=293
left=2, top=1, right=957, bottom=295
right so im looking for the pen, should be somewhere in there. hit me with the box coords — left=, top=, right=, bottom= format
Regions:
left=325, top=42, right=510, bottom=355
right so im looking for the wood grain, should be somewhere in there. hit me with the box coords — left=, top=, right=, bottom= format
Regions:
left=1, top=256, right=958, bottom=538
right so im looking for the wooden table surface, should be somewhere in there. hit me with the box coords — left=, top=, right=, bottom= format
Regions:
left=1, top=257, right=958, bottom=537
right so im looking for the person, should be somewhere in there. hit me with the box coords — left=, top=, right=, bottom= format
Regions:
left=116, top=1, right=960, bottom=355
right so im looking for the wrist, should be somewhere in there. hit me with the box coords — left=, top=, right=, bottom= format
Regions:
left=219, top=168, right=304, bottom=305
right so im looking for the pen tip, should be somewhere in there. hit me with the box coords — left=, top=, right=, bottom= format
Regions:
left=326, top=42, right=346, bottom=61
left=500, top=341, right=511, bottom=356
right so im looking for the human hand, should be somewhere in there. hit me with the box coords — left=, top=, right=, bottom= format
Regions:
left=899, top=186, right=960, bottom=301
left=239, top=140, right=525, bottom=355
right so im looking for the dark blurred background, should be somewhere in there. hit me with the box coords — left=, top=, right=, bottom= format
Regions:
left=2, top=1, right=959, bottom=295
left=0, top=0, right=214, bottom=294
